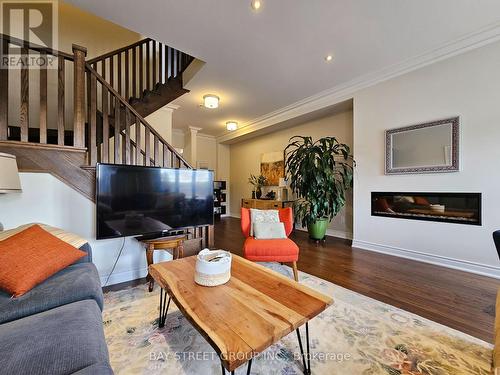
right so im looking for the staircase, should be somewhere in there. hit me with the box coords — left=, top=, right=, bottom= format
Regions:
left=0, top=34, right=214, bottom=247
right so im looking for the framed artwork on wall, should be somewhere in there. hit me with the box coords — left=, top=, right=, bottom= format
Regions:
left=260, top=151, right=285, bottom=186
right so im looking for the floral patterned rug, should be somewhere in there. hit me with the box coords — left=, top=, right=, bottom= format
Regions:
left=103, top=264, right=493, bottom=375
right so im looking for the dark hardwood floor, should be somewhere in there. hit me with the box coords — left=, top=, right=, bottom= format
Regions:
left=104, top=217, right=499, bottom=343
left=214, top=217, right=499, bottom=343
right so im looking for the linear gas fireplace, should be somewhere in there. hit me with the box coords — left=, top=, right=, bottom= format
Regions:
left=371, top=192, right=481, bottom=225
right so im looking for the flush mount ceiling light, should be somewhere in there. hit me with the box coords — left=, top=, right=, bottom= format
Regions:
left=203, top=94, right=219, bottom=109
left=226, top=121, right=238, bottom=131
left=251, top=0, right=262, bottom=11
left=325, top=54, right=334, bottom=62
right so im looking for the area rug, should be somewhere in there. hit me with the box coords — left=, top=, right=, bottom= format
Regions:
left=102, top=264, right=493, bottom=374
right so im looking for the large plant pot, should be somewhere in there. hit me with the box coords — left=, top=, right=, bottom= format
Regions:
left=307, top=219, right=328, bottom=240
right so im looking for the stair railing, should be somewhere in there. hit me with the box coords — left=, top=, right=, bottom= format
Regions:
left=87, top=38, right=194, bottom=102
left=85, top=63, right=191, bottom=169
left=0, top=34, right=86, bottom=147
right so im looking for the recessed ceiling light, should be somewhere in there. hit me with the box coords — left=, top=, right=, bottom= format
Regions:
left=203, top=94, right=219, bottom=109
left=226, top=121, right=238, bottom=131
left=325, top=54, right=333, bottom=62
left=251, top=0, right=262, bottom=11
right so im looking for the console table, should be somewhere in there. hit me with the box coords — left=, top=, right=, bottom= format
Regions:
left=139, top=235, right=186, bottom=292
left=241, top=198, right=294, bottom=210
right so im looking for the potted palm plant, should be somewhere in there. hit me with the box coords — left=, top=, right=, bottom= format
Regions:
left=285, top=136, right=354, bottom=240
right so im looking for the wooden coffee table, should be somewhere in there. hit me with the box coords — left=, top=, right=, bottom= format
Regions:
left=149, top=255, right=333, bottom=374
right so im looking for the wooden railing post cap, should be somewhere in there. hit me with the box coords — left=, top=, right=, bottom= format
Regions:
left=72, top=44, right=87, bottom=56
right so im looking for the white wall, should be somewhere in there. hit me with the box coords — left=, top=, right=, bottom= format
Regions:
left=0, top=173, right=172, bottom=285
left=197, top=135, right=217, bottom=170
left=352, top=40, right=500, bottom=277
left=172, top=130, right=185, bottom=151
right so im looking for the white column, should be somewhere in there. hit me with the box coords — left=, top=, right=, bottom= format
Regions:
left=186, top=126, right=202, bottom=166
left=144, top=103, right=179, bottom=144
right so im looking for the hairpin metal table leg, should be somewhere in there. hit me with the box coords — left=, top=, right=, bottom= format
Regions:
left=246, top=358, right=253, bottom=374
left=158, top=288, right=171, bottom=328
left=296, top=322, right=311, bottom=374
left=220, top=358, right=253, bottom=374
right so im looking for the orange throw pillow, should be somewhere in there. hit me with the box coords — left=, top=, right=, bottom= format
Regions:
left=0, top=224, right=86, bottom=297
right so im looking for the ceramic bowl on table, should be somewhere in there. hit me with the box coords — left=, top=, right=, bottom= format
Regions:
left=194, top=249, right=232, bottom=287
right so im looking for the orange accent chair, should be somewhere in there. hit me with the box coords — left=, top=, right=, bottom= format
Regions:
left=241, top=207, right=300, bottom=281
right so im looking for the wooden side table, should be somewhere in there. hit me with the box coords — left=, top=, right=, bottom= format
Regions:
left=140, top=235, right=186, bottom=292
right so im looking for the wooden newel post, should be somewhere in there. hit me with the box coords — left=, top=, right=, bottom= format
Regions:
left=72, top=44, right=87, bottom=148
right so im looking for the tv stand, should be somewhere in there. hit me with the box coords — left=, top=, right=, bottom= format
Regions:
left=137, top=234, right=187, bottom=292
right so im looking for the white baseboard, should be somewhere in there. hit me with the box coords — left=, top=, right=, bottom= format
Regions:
left=326, top=229, right=353, bottom=240
left=295, top=226, right=353, bottom=240
left=352, top=239, right=500, bottom=279
left=100, top=267, right=148, bottom=287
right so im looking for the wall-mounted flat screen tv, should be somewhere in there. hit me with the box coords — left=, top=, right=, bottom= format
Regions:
left=96, top=164, right=214, bottom=240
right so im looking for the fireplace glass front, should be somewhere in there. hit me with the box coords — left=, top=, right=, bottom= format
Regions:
left=371, top=192, right=481, bottom=225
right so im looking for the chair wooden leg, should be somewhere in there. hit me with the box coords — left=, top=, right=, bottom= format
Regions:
left=292, top=261, right=299, bottom=282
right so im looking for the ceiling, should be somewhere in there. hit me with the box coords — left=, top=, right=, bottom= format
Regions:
left=66, top=0, right=500, bottom=137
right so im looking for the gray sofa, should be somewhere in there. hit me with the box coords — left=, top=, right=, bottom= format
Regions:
left=0, top=243, right=113, bottom=374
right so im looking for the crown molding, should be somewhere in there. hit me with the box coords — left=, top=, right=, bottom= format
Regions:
left=188, top=126, right=203, bottom=133
left=197, top=132, right=217, bottom=140
left=172, top=128, right=216, bottom=140
left=217, top=21, right=500, bottom=144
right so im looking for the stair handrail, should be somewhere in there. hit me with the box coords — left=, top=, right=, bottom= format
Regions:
left=0, top=33, right=74, bottom=60
left=86, top=37, right=194, bottom=76
left=87, top=38, right=152, bottom=65
left=85, top=62, right=192, bottom=168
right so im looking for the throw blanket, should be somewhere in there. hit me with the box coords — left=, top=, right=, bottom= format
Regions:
left=0, top=223, right=88, bottom=248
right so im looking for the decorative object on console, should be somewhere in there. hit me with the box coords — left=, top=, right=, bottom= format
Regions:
left=260, top=151, right=285, bottom=186
left=385, top=116, right=460, bottom=174
left=371, top=192, right=481, bottom=225
left=194, top=249, right=232, bottom=287
left=285, top=136, right=354, bottom=241
left=277, top=177, right=289, bottom=201
left=248, top=174, right=266, bottom=199
left=264, top=190, right=276, bottom=200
